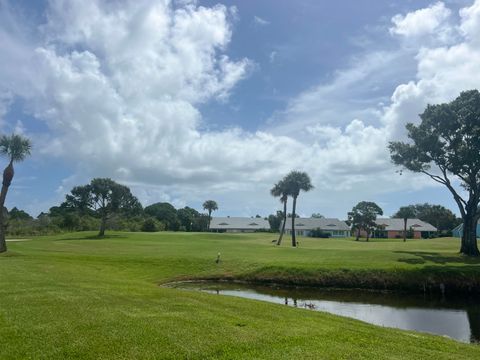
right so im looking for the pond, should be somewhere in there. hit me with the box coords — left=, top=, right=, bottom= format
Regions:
left=170, top=281, right=480, bottom=344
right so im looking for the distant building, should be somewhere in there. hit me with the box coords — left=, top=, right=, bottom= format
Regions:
left=209, top=217, right=270, bottom=233
left=452, top=221, right=480, bottom=238
left=364, top=218, right=437, bottom=239
left=283, top=218, right=350, bottom=238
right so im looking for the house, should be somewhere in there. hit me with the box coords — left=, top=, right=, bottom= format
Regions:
left=452, top=221, right=480, bottom=238
left=283, top=218, right=350, bottom=238
left=365, top=218, right=437, bottom=239
left=209, top=217, right=270, bottom=233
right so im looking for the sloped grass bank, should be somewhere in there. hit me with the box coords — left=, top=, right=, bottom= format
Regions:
left=192, top=265, right=480, bottom=295
left=1, top=231, right=480, bottom=359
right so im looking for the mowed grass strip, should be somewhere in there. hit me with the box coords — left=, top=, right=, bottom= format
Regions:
left=1, top=231, right=479, bottom=359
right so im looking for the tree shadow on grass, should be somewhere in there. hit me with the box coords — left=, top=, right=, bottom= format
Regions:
left=56, top=234, right=128, bottom=241
left=395, top=251, right=480, bottom=265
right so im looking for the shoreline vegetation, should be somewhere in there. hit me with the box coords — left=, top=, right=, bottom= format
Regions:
left=2, top=231, right=480, bottom=358
left=165, top=266, right=480, bottom=295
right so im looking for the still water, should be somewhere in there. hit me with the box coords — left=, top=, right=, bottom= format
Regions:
left=171, top=281, right=480, bottom=343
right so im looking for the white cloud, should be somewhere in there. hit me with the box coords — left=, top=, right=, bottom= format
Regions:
left=460, top=0, right=480, bottom=45
left=254, top=15, right=269, bottom=26
left=390, top=1, right=451, bottom=38
left=1, top=0, right=480, bottom=218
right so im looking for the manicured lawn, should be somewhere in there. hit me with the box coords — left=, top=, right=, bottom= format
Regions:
left=1, top=232, right=479, bottom=359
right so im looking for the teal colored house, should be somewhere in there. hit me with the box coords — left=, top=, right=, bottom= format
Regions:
left=452, top=221, right=480, bottom=238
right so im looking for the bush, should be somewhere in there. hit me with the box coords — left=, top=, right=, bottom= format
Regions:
left=141, top=218, right=164, bottom=232
left=309, top=228, right=331, bottom=238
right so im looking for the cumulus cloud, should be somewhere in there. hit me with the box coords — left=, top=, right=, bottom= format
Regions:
left=389, top=2, right=451, bottom=38
left=1, top=0, right=480, bottom=217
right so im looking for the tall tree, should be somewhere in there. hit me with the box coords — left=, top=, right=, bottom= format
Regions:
left=144, top=202, right=180, bottom=231
left=271, top=181, right=289, bottom=245
left=348, top=201, right=383, bottom=242
left=267, top=210, right=283, bottom=233
left=65, top=178, right=142, bottom=237
left=202, top=200, right=218, bottom=230
left=177, top=206, right=202, bottom=231
left=347, top=209, right=363, bottom=241
left=8, top=207, right=33, bottom=221
left=0, top=134, right=31, bottom=253
left=392, top=205, right=417, bottom=242
left=392, top=203, right=460, bottom=234
left=389, top=90, right=480, bottom=256
left=283, top=171, right=314, bottom=247
left=412, top=203, right=460, bottom=232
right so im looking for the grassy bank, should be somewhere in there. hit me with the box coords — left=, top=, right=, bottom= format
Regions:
left=1, top=231, right=480, bottom=359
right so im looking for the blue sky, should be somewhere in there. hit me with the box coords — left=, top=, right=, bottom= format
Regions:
left=1, top=0, right=479, bottom=219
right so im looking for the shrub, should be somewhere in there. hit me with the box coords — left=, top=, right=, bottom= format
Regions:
left=309, top=228, right=331, bottom=238
left=141, top=218, right=164, bottom=232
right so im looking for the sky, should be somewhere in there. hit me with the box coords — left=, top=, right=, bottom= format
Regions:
left=0, top=0, right=479, bottom=219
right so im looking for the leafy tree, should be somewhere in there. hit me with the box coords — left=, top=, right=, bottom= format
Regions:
left=191, top=213, right=209, bottom=232
left=177, top=207, right=202, bottom=232
left=65, top=178, right=142, bottom=237
left=392, top=205, right=417, bottom=242
left=202, top=200, right=218, bottom=230
left=8, top=207, right=32, bottom=220
left=268, top=210, right=283, bottom=233
left=348, top=201, right=383, bottom=242
left=311, top=213, right=324, bottom=218
left=347, top=209, right=363, bottom=241
left=0, top=134, right=31, bottom=253
left=389, top=90, right=480, bottom=256
left=391, top=203, right=460, bottom=236
left=412, top=203, right=460, bottom=233
left=144, top=202, right=180, bottom=231
left=271, top=180, right=289, bottom=245
left=283, top=171, right=314, bottom=247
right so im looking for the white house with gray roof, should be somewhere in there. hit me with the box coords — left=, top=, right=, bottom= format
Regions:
left=283, top=218, right=350, bottom=237
left=210, top=217, right=270, bottom=233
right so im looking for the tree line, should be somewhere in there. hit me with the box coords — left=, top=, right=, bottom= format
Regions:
left=1, top=90, right=480, bottom=256
left=2, top=176, right=221, bottom=244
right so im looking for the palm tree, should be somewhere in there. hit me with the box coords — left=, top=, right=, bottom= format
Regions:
left=271, top=181, right=289, bottom=246
left=203, top=200, right=218, bottom=231
left=394, top=206, right=417, bottom=242
left=283, top=171, right=314, bottom=247
left=0, top=134, right=32, bottom=253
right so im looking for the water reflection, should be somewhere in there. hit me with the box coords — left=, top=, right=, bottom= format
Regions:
left=172, top=282, right=480, bottom=344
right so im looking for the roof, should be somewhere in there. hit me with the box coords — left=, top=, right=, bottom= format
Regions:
left=375, top=218, right=437, bottom=232
left=210, top=217, right=270, bottom=230
left=283, top=218, right=350, bottom=231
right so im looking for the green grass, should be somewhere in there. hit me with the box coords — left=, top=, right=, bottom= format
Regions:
left=1, top=232, right=480, bottom=359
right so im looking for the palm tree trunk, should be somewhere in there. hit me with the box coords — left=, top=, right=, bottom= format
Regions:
left=0, top=160, right=13, bottom=253
left=277, top=199, right=287, bottom=246
left=208, top=210, right=212, bottom=231
left=291, top=196, right=297, bottom=247
left=403, top=218, right=407, bottom=242
left=0, top=185, right=9, bottom=253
